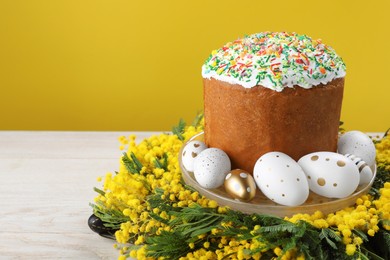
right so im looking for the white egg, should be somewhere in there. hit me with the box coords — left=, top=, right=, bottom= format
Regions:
left=338, top=131, right=376, bottom=167
left=344, top=154, right=374, bottom=185
left=298, top=152, right=360, bottom=198
left=253, top=152, right=309, bottom=206
left=193, top=148, right=231, bottom=189
left=181, top=140, right=207, bottom=172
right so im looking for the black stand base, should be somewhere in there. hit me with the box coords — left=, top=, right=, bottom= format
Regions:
left=88, top=214, right=117, bottom=240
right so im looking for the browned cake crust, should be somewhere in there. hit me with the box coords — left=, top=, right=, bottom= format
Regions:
left=203, top=77, right=344, bottom=173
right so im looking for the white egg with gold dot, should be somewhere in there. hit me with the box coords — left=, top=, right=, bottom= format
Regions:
left=298, top=152, right=360, bottom=198
left=253, top=152, right=309, bottom=206
left=182, top=140, right=207, bottom=172
left=338, top=131, right=376, bottom=168
left=193, top=148, right=231, bottom=189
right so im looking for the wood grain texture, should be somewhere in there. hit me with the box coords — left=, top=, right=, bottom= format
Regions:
left=0, top=131, right=160, bottom=259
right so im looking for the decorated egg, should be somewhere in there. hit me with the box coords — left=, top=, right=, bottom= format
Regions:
left=182, top=140, right=207, bottom=172
left=345, top=154, right=374, bottom=185
left=193, top=148, right=231, bottom=189
left=253, top=152, right=309, bottom=206
left=338, top=131, right=376, bottom=167
left=224, top=169, right=256, bottom=201
left=298, top=152, right=360, bottom=198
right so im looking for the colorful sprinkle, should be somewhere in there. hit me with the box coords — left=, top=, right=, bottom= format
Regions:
left=202, top=32, right=346, bottom=92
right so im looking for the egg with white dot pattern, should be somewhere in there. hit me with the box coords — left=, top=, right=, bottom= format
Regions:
left=224, top=169, right=256, bottom=202
left=193, top=148, right=231, bottom=189
left=253, top=152, right=309, bottom=206
left=298, top=152, right=360, bottom=198
left=182, top=140, right=207, bottom=172
left=338, top=131, right=376, bottom=168
left=344, top=154, right=374, bottom=185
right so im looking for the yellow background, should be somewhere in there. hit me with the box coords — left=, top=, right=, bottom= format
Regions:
left=0, top=0, right=389, bottom=131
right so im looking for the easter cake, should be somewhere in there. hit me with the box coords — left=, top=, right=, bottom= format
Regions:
left=202, top=32, right=346, bottom=173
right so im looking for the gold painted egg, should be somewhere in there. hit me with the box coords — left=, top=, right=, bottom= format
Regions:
left=224, top=169, right=256, bottom=202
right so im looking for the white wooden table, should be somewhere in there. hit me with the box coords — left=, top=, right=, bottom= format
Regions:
left=0, top=131, right=160, bottom=259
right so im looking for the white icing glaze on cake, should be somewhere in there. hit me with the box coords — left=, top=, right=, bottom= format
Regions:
left=202, top=32, right=346, bottom=92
